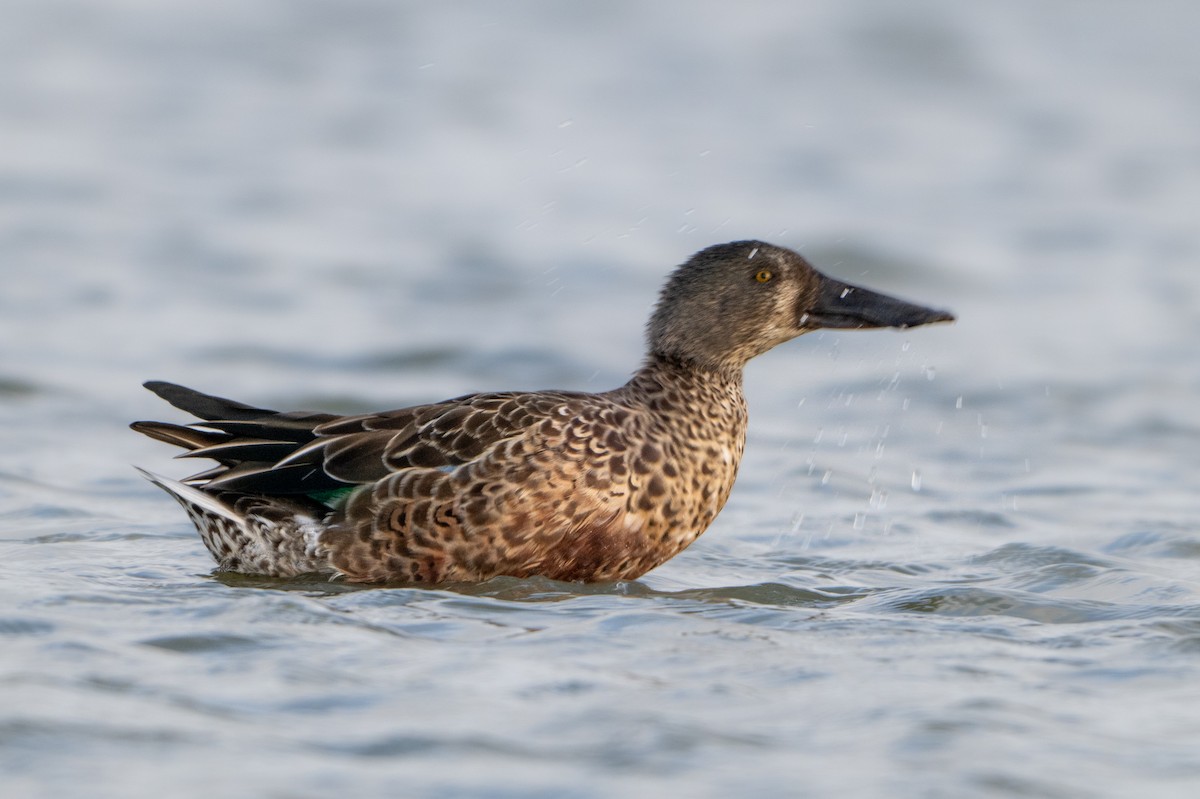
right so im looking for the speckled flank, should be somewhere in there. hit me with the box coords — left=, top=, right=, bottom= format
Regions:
left=131, top=240, right=953, bottom=584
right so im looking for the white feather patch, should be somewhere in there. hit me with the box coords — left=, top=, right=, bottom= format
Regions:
left=133, top=466, right=242, bottom=524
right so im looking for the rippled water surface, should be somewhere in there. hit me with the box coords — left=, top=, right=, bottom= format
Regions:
left=3, top=1, right=1200, bottom=797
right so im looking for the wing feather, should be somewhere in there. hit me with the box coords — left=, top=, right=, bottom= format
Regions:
left=133, top=382, right=594, bottom=497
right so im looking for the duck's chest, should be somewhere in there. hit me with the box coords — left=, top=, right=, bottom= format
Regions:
left=609, top=375, right=748, bottom=556
left=653, top=399, right=746, bottom=527
left=516, top=367, right=749, bottom=580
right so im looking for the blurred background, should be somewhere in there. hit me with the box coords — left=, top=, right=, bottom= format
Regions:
left=2, top=1, right=1199, bottom=797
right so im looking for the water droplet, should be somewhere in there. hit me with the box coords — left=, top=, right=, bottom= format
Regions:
left=955, top=396, right=963, bottom=409
left=911, top=470, right=923, bottom=491
left=853, top=513, right=866, bottom=530
left=557, top=119, right=574, bottom=128
left=820, top=470, right=832, bottom=486
left=901, top=341, right=911, bottom=352
left=924, top=366, right=936, bottom=381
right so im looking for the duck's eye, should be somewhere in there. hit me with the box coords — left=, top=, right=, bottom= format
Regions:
left=755, top=269, right=773, bottom=283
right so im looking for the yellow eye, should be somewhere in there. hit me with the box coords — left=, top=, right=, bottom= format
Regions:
left=755, top=269, right=773, bottom=283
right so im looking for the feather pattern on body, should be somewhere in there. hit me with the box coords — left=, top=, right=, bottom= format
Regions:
left=132, top=241, right=953, bottom=583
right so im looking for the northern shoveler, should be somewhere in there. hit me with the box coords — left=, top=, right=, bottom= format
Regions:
left=132, top=240, right=954, bottom=583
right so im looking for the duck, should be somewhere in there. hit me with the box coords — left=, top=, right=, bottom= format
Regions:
left=132, top=240, right=954, bottom=584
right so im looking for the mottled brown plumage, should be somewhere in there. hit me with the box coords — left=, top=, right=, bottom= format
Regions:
left=132, top=240, right=953, bottom=583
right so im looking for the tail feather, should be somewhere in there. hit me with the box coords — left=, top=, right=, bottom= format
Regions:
left=143, top=381, right=274, bottom=422
left=195, top=416, right=328, bottom=443
left=135, top=466, right=241, bottom=523
left=177, top=438, right=302, bottom=463
left=129, top=420, right=229, bottom=453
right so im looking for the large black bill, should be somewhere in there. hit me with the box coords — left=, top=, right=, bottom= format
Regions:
left=802, top=275, right=956, bottom=330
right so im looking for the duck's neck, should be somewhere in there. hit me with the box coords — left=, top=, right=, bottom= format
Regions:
left=619, top=353, right=748, bottom=431
left=631, top=351, right=741, bottom=389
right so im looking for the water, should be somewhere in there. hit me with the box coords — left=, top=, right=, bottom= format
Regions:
left=3, top=1, right=1200, bottom=796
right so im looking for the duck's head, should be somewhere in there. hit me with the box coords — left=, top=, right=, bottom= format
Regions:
left=647, top=240, right=955, bottom=373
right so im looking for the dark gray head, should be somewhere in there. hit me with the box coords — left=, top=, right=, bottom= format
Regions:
left=647, top=240, right=954, bottom=372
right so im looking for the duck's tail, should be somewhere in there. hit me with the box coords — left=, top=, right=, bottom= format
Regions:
left=131, top=381, right=350, bottom=577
